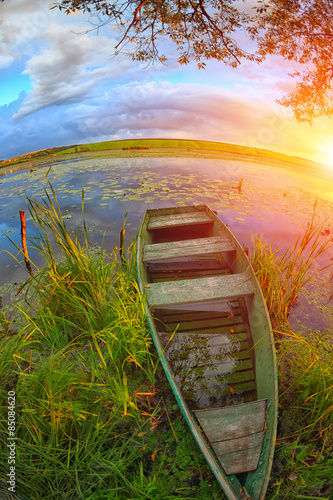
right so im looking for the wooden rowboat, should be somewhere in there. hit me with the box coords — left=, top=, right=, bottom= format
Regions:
left=136, top=204, right=278, bottom=500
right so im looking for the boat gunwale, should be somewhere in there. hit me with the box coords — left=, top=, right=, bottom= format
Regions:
left=136, top=203, right=278, bottom=500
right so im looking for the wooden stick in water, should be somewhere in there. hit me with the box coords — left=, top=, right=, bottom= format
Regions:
left=119, top=228, right=125, bottom=264
left=19, top=210, right=33, bottom=275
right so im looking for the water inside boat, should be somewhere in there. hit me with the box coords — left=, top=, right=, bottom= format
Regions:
left=146, top=220, right=257, bottom=410
left=138, top=206, right=278, bottom=495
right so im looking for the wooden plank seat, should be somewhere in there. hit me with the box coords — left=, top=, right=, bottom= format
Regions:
left=148, top=259, right=227, bottom=274
left=146, top=273, right=254, bottom=307
left=148, top=211, right=213, bottom=230
left=194, top=400, right=267, bottom=475
left=143, top=236, right=235, bottom=262
left=162, top=314, right=245, bottom=333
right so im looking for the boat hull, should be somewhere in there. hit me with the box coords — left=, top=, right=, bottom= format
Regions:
left=136, top=204, right=278, bottom=500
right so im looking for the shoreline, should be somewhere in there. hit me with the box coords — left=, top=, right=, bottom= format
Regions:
left=1, top=138, right=330, bottom=179
left=2, top=146, right=333, bottom=185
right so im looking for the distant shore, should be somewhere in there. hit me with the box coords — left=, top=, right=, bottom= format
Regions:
left=1, top=138, right=329, bottom=178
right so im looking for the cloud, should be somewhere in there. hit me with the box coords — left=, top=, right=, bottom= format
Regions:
left=0, top=0, right=49, bottom=54
left=1, top=0, right=329, bottom=166
left=64, top=81, right=259, bottom=141
left=0, top=54, right=15, bottom=68
left=0, top=0, right=132, bottom=118
left=1, top=74, right=329, bottom=164
left=50, top=80, right=301, bottom=155
left=13, top=23, right=132, bottom=118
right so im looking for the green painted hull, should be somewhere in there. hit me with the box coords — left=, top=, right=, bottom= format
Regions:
left=136, top=204, right=278, bottom=500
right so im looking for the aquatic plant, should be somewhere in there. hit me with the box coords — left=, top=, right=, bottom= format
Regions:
left=267, top=328, right=333, bottom=499
left=250, top=204, right=333, bottom=329
left=1, top=186, right=333, bottom=499
left=0, top=186, right=225, bottom=500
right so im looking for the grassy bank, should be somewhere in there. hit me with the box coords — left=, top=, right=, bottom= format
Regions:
left=1, top=188, right=332, bottom=499
left=56, top=139, right=325, bottom=172
left=268, top=329, right=333, bottom=499
left=0, top=146, right=76, bottom=169
left=250, top=219, right=333, bottom=499
left=56, top=138, right=271, bottom=157
left=1, top=138, right=326, bottom=174
left=0, top=188, right=223, bottom=499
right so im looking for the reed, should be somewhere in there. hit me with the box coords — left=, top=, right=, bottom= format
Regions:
left=0, top=187, right=221, bottom=500
left=250, top=206, right=333, bottom=329
left=1, top=188, right=332, bottom=499
left=267, top=328, right=333, bottom=499
left=250, top=207, right=333, bottom=498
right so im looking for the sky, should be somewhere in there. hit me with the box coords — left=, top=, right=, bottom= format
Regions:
left=1, top=0, right=333, bottom=166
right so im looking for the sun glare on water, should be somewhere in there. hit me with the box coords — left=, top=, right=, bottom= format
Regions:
left=320, top=144, right=333, bottom=170
left=325, top=151, right=333, bottom=168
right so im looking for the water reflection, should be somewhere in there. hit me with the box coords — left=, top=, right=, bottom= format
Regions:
left=154, top=298, right=256, bottom=410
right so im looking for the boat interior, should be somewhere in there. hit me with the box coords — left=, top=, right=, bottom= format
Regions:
left=140, top=206, right=270, bottom=477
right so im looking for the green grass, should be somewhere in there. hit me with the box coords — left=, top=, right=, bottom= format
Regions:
left=54, top=138, right=255, bottom=155
left=54, top=138, right=325, bottom=170
left=0, top=186, right=226, bottom=500
left=250, top=201, right=333, bottom=330
left=1, top=187, right=333, bottom=499
left=249, top=205, right=333, bottom=499
left=267, top=329, right=333, bottom=499
left=1, top=138, right=326, bottom=175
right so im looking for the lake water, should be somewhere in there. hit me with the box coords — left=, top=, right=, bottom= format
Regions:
left=1, top=153, right=333, bottom=332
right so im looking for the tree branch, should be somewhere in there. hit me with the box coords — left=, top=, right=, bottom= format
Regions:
left=115, top=0, right=150, bottom=49
left=196, top=0, right=241, bottom=64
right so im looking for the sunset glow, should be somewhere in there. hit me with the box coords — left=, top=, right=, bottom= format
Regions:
left=0, top=0, right=333, bottom=166
left=317, top=142, right=333, bottom=169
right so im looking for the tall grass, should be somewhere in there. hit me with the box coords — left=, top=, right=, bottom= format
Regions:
left=249, top=208, right=333, bottom=499
left=267, top=328, right=333, bottom=499
left=0, top=186, right=225, bottom=500
left=0, top=186, right=157, bottom=498
left=250, top=206, right=333, bottom=498
left=250, top=204, right=332, bottom=329
left=1, top=187, right=333, bottom=499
